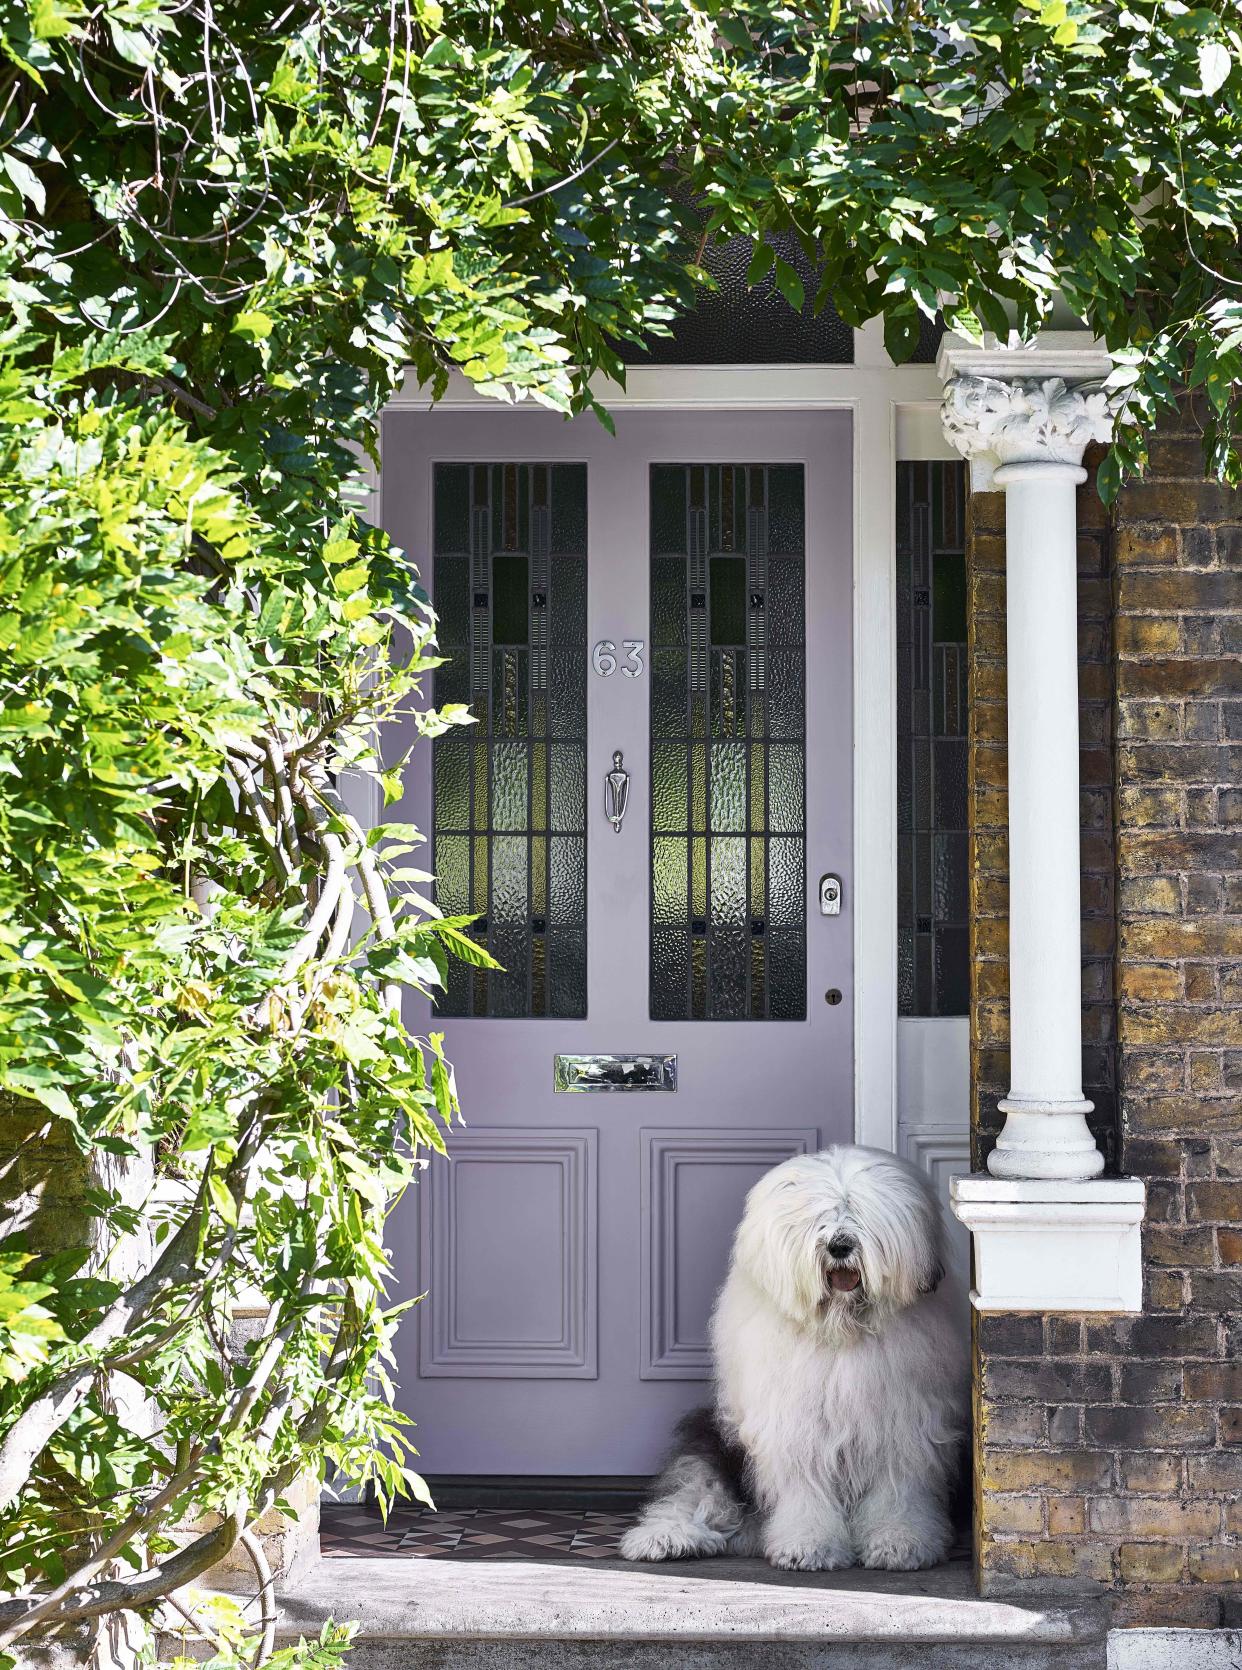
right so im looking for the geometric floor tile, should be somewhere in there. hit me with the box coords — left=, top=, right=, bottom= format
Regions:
left=321, top=1504, right=635, bottom=1562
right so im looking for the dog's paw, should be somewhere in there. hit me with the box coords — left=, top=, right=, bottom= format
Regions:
left=765, top=1541, right=854, bottom=1572
left=858, top=1531, right=947, bottom=1572
left=620, top=1523, right=726, bottom=1562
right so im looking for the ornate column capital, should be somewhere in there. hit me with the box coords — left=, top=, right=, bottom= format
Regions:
left=940, top=375, right=1114, bottom=490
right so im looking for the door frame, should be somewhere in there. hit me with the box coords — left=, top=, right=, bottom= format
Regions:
left=356, top=321, right=957, bottom=1154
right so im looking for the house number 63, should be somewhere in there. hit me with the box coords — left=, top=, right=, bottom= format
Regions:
left=593, top=639, right=645, bottom=679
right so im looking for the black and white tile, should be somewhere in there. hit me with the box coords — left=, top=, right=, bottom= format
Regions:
left=321, top=1504, right=633, bottom=1561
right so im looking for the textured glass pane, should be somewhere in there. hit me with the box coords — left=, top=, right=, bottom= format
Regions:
left=621, top=231, right=852, bottom=367
left=433, top=460, right=586, bottom=1017
left=440, top=952, right=469, bottom=1017
left=653, top=837, right=688, bottom=925
left=550, top=744, right=585, bottom=833
left=434, top=464, right=470, bottom=554
left=897, top=928, right=915, bottom=1015
left=492, top=555, right=528, bottom=644
left=435, top=555, right=471, bottom=646
left=710, top=836, right=746, bottom=928
left=710, top=742, right=746, bottom=831
left=710, top=556, right=746, bottom=647
left=768, top=837, right=805, bottom=928
left=935, top=926, right=970, bottom=1014
left=491, top=837, right=528, bottom=930
left=549, top=930, right=586, bottom=1016
left=934, top=833, right=968, bottom=922
left=768, top=744, right=804, bottom=834
left=435, top=654, right=469, bottom=710
left=653, top=742, right=688, bottom=832
left=531, top=744, right=547, bottom=833
left=652, top=558, right=687, bottom=646
left=548, top=650, right=586, bottom=738
left=650, top=463, right=805, bottom=1019
left=691, top=744, right=707, bottom=833
left=934, top=550, right=966, bottom=641
left=896, top=461, right=969, bottom=1016
left=768, top=466, right=805, bottom=554
left=550, top=837, right=586, bottom=926
left=767, top=560, right=804, bottom=646
left=934, top=739, right=968, bottom=830
left=652, top=649, right=686, bottom=739
left=434, top=735, right=471, bottom=831
left=710, top=930, right=748, bottom=1019
left=767, top=649, right=803, bottom=739
left=551, top=556, right=586, bottom=646
left=490, top=929, right=528, bottom=1017
left=651, top=466, right=688, bottom=554
left=651, top=928, right=688, bottom=1020
left=915, top=933, right=934, bottom=1014
left=492, top=740, right=528, bottom=832
left=710, top=649, right=744, bottom=740
left=435, top=835, right=469, bottom=916
left=768, top=932, right=806, bottom=1018
left=492, top=649, right=528, bottom=738
left=551, top=464, right=587, bottom=555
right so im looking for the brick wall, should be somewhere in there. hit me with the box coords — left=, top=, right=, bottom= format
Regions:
left=970, top=414, right=1242, bottom=1623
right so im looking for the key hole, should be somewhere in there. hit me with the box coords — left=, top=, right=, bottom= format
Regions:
left=824, top=988, right=843, bottom=1006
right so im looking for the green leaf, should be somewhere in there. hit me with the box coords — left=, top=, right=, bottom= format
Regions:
left=232, top=312, right=274, bottom=342
left=773, top=258, right=805, bottom=314
left=1199, top=39, right=1232, bottom=96
left=883, top=310, right=923, bottom=365
left=206, top=1174, right=238, bottom=1227
left=1, top=154, right=44, bottom=213
left=1095, top=448, right=1122, bottom=504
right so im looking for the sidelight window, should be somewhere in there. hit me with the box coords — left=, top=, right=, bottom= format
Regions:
left=896, top=460, right=970, bottom=1017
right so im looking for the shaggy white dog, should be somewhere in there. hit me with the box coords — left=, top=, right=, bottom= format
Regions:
left=621, top=1145, right=968, bottom=1572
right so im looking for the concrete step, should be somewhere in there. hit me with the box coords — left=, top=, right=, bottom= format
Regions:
left=273, top=1553, right=1109, bottom=1669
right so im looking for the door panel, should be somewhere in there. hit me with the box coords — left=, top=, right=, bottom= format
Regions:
left=640, top=1128, right=819, bottom=1379
left=419, top=1129, right=597, bottom=1377
left=383, top=409, right=852, bottom=1474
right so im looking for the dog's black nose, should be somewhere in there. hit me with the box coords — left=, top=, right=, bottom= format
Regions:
left=827, top=1234, right=855, bottom=1259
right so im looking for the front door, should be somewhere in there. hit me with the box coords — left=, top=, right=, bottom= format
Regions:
left=384, top=408, right=853, bottom=1475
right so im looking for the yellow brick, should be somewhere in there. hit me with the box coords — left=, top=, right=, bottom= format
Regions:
left=1119, top=1543, right=1187, bottom=1583
left=986, top=1495, right=1045, bottom=1535
left=1048, top=1498, right=1087, bottom=1536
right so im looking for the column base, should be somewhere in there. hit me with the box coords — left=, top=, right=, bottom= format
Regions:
left=988, top=1098, right=1105, bottom=1181
left=951, top=1175, right=1145, bottom=1312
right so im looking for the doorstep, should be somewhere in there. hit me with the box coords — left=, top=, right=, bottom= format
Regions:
left=272, top=1550, right=1110, bottom=1669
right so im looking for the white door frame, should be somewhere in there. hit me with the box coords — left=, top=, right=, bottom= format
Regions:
left=365, top=320, right=959, bottom=1154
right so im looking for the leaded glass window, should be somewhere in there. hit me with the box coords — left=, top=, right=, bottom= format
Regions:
left=432, top=462, right=588, bottom=1017
left=621, top=233, right=853, bottom=367
left=650, top=464, right=807, bottom=1021
left=896, top=461, right=969, bottom=1016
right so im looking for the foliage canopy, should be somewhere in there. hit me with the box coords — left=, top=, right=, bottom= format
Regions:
left=0, top=0, right=1239, bottom=1662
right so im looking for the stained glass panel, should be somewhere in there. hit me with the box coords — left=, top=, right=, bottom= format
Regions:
left=896, top=460, right=969, bottom=1016
left=649, top=464, right=807, bottom=1020
left=432, top=462, right=588, bottom=1017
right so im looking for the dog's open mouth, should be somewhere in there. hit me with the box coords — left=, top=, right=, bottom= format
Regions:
left=827, top=1267, right=862, bottom=1294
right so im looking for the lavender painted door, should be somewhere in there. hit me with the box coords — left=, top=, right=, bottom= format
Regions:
left=384, top=409, right=853, bottom=1474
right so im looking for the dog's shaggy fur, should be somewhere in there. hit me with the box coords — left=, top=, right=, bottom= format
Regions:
left=621, top=1145, right=968, bottom=1572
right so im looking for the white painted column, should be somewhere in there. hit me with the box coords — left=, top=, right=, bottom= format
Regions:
left=941, top=370, right=1113, bottom=1181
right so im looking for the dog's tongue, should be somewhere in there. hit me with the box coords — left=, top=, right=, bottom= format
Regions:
left=829, top=1268, right=861, bottom=1293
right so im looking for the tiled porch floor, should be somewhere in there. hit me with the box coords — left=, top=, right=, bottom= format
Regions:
left=321, top=1502, right=633, bottom=1560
